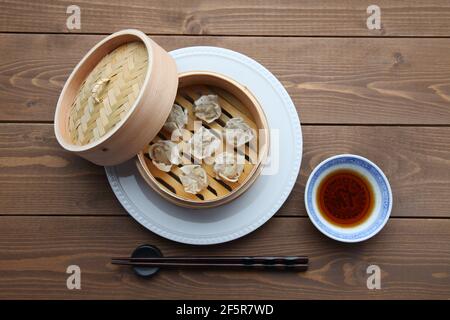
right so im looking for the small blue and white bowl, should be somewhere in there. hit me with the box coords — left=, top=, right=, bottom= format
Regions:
left=305, top=154, right=392, bottom=243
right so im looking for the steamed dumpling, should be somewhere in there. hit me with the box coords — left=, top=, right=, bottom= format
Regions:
left=189, top=126, right=221, bottom=160
left=213, top=152, right=244, bottom=183
left=179, top=165, right=208, bottom=194
left=163, top=104, right=188, bottom=140
left=224, top=117, right=254, bottom=147
left=193, top=94, right=221, bottom=123
left=148, top=140, right=181, bottom=172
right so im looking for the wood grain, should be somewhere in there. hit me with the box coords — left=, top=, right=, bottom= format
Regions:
left=2, top=0, right=450, bottom=36
left=0, top=216, right=448, bottom=299
left=2, top=34, right=450, bottom=124
left=1, top=124, right=449, bottom=217
left=0, top=2, right=449, bottom=300
left=0, top=124, right=123, bottom=215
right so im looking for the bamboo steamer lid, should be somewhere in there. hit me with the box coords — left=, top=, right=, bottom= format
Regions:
left=54, top=29, right=178, bottom=165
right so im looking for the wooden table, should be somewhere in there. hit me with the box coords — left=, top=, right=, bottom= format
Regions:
left=0, top=0, right=449, bottom=299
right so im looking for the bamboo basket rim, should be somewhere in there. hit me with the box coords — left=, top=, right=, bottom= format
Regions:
left=54, top=29, right=155, bottom=153
left=136, top=71, right=270, bottom=208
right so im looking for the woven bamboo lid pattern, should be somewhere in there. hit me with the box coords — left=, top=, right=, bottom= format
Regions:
left=54, top=29, right=178, bottom=166
left=68, top=42, right=148, bottom=145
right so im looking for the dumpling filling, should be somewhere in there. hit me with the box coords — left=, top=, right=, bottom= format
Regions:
left=193, top=94, right=222, bottom=123
left=148, top=140, right=181, bottom=172
left=213, top=152, right=244, bottom=183
left=224, top=117, right=255, bottom=147
left=189, top=126, right=221, bottom=160
left=179, top=165, right=208, bottom=194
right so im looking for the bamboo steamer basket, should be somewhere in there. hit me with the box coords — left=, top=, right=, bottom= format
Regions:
left=54, top=29, right=269, bottom=208
left=54, top=29, right=178, bottom=165
left=136, top=72, right=269, bottom=208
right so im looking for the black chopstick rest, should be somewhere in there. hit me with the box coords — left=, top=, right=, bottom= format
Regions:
left=130, top=244, right=163, bottom=278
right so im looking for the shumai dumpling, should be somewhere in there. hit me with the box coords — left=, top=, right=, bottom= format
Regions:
left=189, top=126, right=221, bottom=160
left=163, top=104, right=188, bottom=140
left=224, top=117, right=255, bottom=147
left=179, top=165, right=208, bottom=194
left=193, top=94, right=221, bottom=123
left=148, top=140, right=181, bottom=172
left=213, top=152, right=244, bottom=183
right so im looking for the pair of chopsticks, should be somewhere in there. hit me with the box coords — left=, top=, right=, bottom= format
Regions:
left=111, top=256, right=308, bottom=271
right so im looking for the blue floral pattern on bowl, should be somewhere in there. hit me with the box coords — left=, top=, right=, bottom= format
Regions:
left=305, top=154, right=392, bottom=242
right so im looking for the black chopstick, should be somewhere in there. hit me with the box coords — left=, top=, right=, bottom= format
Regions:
left=112, top=256, right=308, bottom=263
left=111, top=256, right=308, bottom=271
left=111, top=261, right=307, bottom=270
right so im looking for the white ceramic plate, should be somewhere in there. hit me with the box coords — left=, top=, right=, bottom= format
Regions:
left=105, top=46, right=302, bottom=245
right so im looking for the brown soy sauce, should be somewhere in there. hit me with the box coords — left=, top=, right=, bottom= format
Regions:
left=317, top=169, right=374, bottom=227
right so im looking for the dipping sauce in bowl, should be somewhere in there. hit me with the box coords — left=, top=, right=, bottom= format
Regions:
left=317, top=168, right=374, bottom=228
left=305, top=154, right=392, bottom=243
